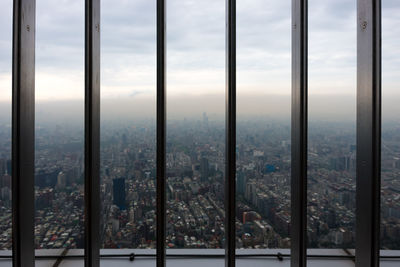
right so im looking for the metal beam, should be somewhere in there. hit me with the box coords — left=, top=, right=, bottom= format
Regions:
left=225, top=0, right=236, bottom=266
left=291, top=0, right=308, bottom=266
left=12, top=0, right=35, bottom=266
left=84, top=0, right=100, bottom=266
left=156, top=0, right=166, bottom=266
left=356, top=0, right=381, bottom=266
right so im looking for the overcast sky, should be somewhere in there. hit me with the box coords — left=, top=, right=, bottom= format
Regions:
left=0, top=0, right=399, bottom=119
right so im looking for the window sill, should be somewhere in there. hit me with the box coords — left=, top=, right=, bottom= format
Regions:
left=1, top=249, right=399, bottom=267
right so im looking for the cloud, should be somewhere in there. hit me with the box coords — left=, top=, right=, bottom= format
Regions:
left=0, top=0, right=399, bottom=106
left=0, top=1, right=12, bottom=77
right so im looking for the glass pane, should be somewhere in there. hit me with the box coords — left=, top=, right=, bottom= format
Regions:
left=100, top=0, right=157, bottom=256
left=166, top=0, right=225, bottom=260
left=308, top=0, right=356, bottom=253
left=0, top=0, right=12, bottom=262
left=381, top=0, right=400, bottom=254
left=35, top=0, right=85, bottom=258
left=236, top=0, right=291, bottom=250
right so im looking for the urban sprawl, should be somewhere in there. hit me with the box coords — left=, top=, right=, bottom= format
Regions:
left=0, top=115, right=399, bottom=250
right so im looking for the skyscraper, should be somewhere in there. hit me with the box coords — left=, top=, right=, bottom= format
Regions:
left=56, top=171, right=66, bottom=189
left=0, top=159, right=5, bottom=175
left=200, top=157, right=209, bottom=183
left=203, top=112, right=209, bottom=129
left=113, top=177, right=126, bottom=210
left=237, top=171, right=247, bottom=195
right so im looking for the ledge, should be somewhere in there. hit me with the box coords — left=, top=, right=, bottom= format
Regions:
left=0, top=249, right=399, bottom=267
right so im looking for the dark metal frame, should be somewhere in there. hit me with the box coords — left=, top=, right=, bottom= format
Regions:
left=3, top=252, right=400, bottom=261
left=356, top=0, right=381, bottom=267
left=7, top=0, right=387, bottom=266
left=11, top=0, right=35, bottom=266
left=156, top=0, right=167, bottom=266
left=84, top=0, right=101, bottom=267
left=290, top=0, right=308, bottom=267
left=225, top=0, right=236, bottom=266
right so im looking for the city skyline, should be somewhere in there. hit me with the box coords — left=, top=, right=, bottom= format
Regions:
left=0, top=0, right=399, bottom=258
left=1, top=117, right=400, bottom=250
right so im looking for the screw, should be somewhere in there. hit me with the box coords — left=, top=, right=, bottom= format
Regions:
left=129, top=253, right=135, bottom=261
left=277, top=252, right=283, bottom=261
left=361, top=21, right=367, bottom=30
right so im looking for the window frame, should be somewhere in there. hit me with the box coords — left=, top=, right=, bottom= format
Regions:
left=9, top=0, right=383, bottom=267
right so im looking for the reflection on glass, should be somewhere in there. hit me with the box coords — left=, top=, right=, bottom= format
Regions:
left=100, top=0, right=156, bottom=250
left=0, top=0, right=12, bottom=254
left=381, top=0, right=400, bottom=250
left=166, top=0, right=225, bottom=252
left=35, top=0, right=84, bottom=250
left=308, top=0, right=356, bottom=249
left=236, top=0, right=291, bottom=249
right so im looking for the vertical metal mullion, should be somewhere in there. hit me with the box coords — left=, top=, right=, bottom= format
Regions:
left=291, top=0, right=307, bottom=266
left=84, top=0, right=100, bottom=266
left=156, top=0, right=166, bottom=266
left=12, top=0, right=35, bottom=266
left=225, top=0, right=236, bottom=266
left=356, top=0, right=381, bottom=266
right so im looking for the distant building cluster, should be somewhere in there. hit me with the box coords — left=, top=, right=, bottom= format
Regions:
left=0, top=116, right=400, bottom=250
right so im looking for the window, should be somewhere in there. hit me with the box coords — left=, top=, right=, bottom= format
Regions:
left=381, top=0, right=400, bottom=252
left=6, top=0, right=400, bottom=266
left=237, top=0, right=291, bottom=249
left=35, top=0, right=85, bottom=251
left=100, top=0, right=157, bottom=251
left=308, top=0, right=356, bottom=250
left=166, top=0, right=225, bottom=253
left=0, top=0, right=12, bottom=259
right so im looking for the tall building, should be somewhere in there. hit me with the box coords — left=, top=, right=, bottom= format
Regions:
left=200, top=157, right=209, bottom=183
left=202, top=112, right=209, bottom=129
left=237, top=171, right=247, bottom=195
left=6, top=159, right=11, bottom=176
left=0, top=159, right=5, bottom=175
left=56, top=171, right=67, bottom=189
left=113, top=177, right=126, bottom=210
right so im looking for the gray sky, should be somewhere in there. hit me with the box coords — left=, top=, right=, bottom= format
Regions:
left=0, top=0, right=399, bottom=119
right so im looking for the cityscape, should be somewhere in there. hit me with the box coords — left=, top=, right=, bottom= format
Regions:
left=0, top=114, right=400, bottom=250
left=0, top=1, right=399, bottom=265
